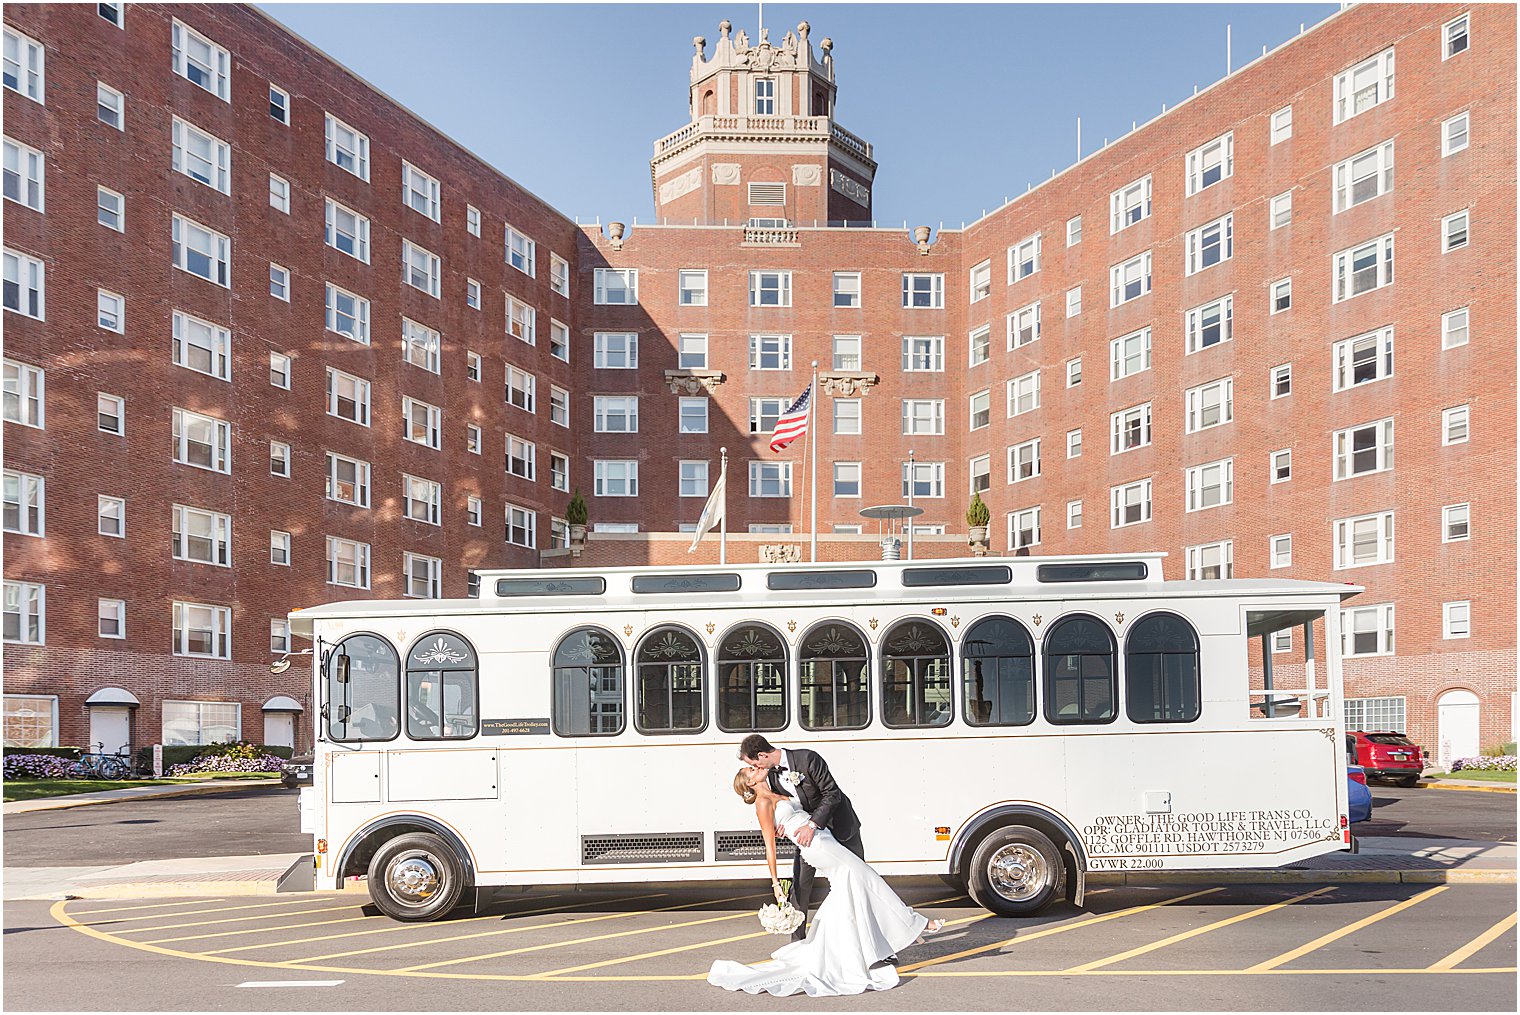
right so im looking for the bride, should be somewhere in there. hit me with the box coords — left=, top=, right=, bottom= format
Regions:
left=708, top=766, right=945, bottom=997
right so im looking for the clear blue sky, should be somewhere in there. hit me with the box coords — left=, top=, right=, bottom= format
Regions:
left=259, top=3, right=1340, bottom=227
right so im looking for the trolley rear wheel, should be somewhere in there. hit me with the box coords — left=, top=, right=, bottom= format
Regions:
left=966, top=825, right=1064, bottom=917
left=366, top=832, right=469, bottom=922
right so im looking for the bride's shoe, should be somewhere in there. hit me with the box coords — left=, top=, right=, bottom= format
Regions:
left=912, top=919, right=946, bottom=945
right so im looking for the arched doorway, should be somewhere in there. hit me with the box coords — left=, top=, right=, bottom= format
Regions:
left=84, top=687, right=139, bottom=755
left=1436, top=688, right=1480, bottom=769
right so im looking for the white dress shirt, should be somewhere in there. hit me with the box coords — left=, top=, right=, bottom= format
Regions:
left=777, top=748, right=802, bottom=803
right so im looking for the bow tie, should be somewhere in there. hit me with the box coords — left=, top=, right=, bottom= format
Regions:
left=774, top=766, right=787, bottom=774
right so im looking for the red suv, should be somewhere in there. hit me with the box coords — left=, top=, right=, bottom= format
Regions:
left=1349, top=731, right=1425, bottom=786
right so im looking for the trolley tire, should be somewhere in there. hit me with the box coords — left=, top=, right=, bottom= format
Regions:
left=366, top=832, right=469, bottom=922
left=966, top=825, right=1064, bottom=917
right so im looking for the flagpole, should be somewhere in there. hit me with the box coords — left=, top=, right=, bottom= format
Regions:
left=809, top=363, right=819, bottom=562
left=719, top=447, right=728, bottom=565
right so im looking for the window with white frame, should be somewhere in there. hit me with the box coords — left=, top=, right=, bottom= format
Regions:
left=324, top=113, right=369, bottom=179
left=678, top=269, right=708, bottom=306
left=1334, top=510, right=1395, bottom=569
left=550, top=319, right=570, bottom=362
left=1008, top=438, right=1040, bottom=483
left=749, top=270, right=791, bottom=307
left=403, top=240, right=442, bottom=298
left=269, top=440, right=290, bottom=477
left=594, top=268, right=637, bottom=305
left=466, top=205, right=481, bottom=237
left=1185, top=377, right=1233, bottom=432
left=171, top=311, right=232, bottom=383
left=1007, top=235, right=1040, bottom=283
left=1271, top=278, right=1292, bottom=314
left=1185, top=295, right=1233, bottom=353
left=1009, top=507, right=1041, bottom=550
left=171, top=20, right=229, bottom=100
left=833, top=272, right=861, bottom=308
left=1066, top=215, right=1082, bottom=246
left=402, top=475, right=440, bottom=524
left=749, top=333, right=792, bottom=370
left=833, top=398, right=860, bottom=435
left=1442, top=209, right=1469, bottom=252
left=550, top=253, right=569, bottom=297
left=266, top=617, right=291, bottom=654
left=97, top=494, right=123, bottom=537
left=969, top=455, right=991, bottom=495
left=4, top=358, right=44, bottom=427
left=1111, top=402, right=1152, bottom=454
left=172, top=215, right=229, bottom=286
left=326, top=536, right=370, bottom=588
left=101, top=600, right=126, bottom=640
left=325, top=368, right=370, bottom=426
left=1442, top=404, right=1470, bottom=445
left=505, top=435, right=536, bottom=481
left=506, top=226, right=535, bottom=277
left=402, top=319, right=440, bottom=373
left=1270, top=192, right=1292, bottom=229
left=1066, top=358, right=1082, bottom=387
left=324, top=452, right=370, bottom=508
left=1271, top=449, right=1291, bottom=483
left=97, top=392, right=123, bottom=434
left=969, top=389, right=990, bottom=431
left=1185, top=458, right=1234, bottom=512
left=1067, top=428, right=1082, bottom=459
left=1185, top=214, right=1233, bottom=274
left=1334, top=48, right=1394, bottom=124
left=3, top=137, right=43, bottom=212
left=550, top=517, right=570, bottom=547
left=325, top=284, right=369, bottom=344
left=678, top=460, right=709, bottom=498
left=268, top=84, right=289, bottom=124
left=833, top=462, right=861, bottom=498
left=508, top=507, right=539, bottom=549
left=98, top=289, right=123, bottom=331
left=1067, top=500, right=1083, bottom=529
left=1443, top=601, right=1471, bottom=639
left=1443, top=502, right=1470, bottom=542
left=1270, top=106, right=1293, bottom=144
left=96, top=186, right=124, bottom=231
left=1110, top=327, right=1151, bottom=380
left=1442, top=307, right=1470, bottom=350
left=901, top=399, right=944, bottom=436
left=269, top=263, right=289, bottom=301
left=466, top=278, right=481, bottom=310
left=1334, top=418, right=1394, bottom=480
left=1110, top=251, right=1151, bottom=306
left=162, top=699, right=241, bottom=744
left=3, top=581, right=44, bottom=644
left=1270, top=533, right=1292, bottom=569
left=830, top=524, right=862, bottom=536
left=1342, top=603, right=1394, bottom=657
left=969, top=260, right=991, bottom=303
left=1007, top=370, right=1040, bottom=416
left=2, top=470, right=42, bottom=536
left=1443, top=13, right=1470, bottom=59
left=749, top=461, right=793, bottom=498
left=402, top=162, right=440, bottom=221
left=1442, top=112, right=1470, bottom=156
left=173, top=504, right=232, bottom=565
left=750, top=523, right=794, bottom=534
left=749, top=397, right=785, bottom=434
left=549, top=452, right=569, bottom=492
left=467, top=496, right=483, bottom=526
left=505, top=364, right=535, bottom=413
left=593, top=396, right=638, bottom=433
left=324, top=199, right=369, bottom=262
left=1111, top=175, right=1152, bottom=233
left=678, top=397, right=708, bottom=434
left=550, top=385, right=569, bottom=427
left=1345, top=695, right=1406, bottom=732
left=902, top=462, right=945, bottom=499
left=1186, top=540, right=1233, bottom=580
left=97, top=82, right=123, bottom=128
left=171, top=407, right=230, bottom=472
left=1008, top=302, right=1040, bottom=349
left=753, top=76, right=775, bottom=114
left=403, top=553, right=443, bottom=598
left=1333, top=327, right=1394, bottom=390
left=594, top=332, right=637, bottom=368
left=902, top=272, right=944, bottom=308
left=1334, top=140, right=1395, bottom=213
left=2, top=250, right=43, bottom=321
left=172, top=117, right=230, bottom=193
left=402, top=396, right=440, bottom=449
left=1065, top=286, right=1082, bottom=318
left=463, top=351, right=482, bottom=383
left=902, top=335, right=944, bottom=372
left=270, top=529, right=290, bottom=565
left=968, top=326, right=990, bottom=367
left=679, top=334, right=709, bottom=370
left=171, top=602, right=231, bottom=659
left=1187, top=132, right=1234, bottom=194
left=4, top=28, right=45, bottom=103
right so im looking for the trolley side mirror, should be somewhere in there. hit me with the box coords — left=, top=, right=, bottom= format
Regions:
left=334, top=654, right=351, bottom=683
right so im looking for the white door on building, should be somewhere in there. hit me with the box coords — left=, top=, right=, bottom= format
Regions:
left=1436, top=689, right=1480, bottom=769
left=90, top=707, right=131, bottom=755
left=263, top=712, right=295, bottom=749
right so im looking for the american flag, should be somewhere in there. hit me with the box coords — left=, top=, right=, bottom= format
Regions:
left=769, top=384, right=812, bottom=453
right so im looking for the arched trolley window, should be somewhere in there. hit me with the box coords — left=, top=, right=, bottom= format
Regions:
left=880, top=620, right=952, bottom=728
left=1125, top=612, right=1201, bottom=723
left=717, top=623, right=788, bottom=733
left=1044, top=614, right=1117, bottom=724
left=962, top=616, right=1036, bottom=726
left=405, top=632, right=479, bottom=740
left=798, top=622, right=870, bottom=731
left=552, top=627, right=625, bottom=736
left=635, top=626, right=706, bottom=734
left=326, top=634, right=400, bottom=742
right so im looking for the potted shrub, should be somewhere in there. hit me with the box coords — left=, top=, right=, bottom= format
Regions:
left=966, top=492, right=990, bottom=552
left=566, top=490, right=589, bottom=545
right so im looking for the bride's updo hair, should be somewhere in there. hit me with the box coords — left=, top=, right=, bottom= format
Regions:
left=733, top=768, right=758, bottom=804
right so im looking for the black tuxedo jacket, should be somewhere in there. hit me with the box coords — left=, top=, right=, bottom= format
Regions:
left=768, top=747, right=860, bottom=843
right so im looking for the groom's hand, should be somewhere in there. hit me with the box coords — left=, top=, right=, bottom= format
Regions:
left=793, top=823, right=816, bottom=847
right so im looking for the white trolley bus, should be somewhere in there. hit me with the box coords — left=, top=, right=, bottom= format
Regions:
left=290, top=553, right=1362, bottom=921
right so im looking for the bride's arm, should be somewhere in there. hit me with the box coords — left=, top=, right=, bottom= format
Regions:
left=756, top=801, right=785, bottom=902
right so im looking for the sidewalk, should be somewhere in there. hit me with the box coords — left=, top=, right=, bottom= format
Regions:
left=2, top=778, right=281, bottom=815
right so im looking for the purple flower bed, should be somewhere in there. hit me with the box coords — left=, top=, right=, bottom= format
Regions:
left=1451, top=755, right=1517, bottom=773
left=3, top=754, right=77, bottom=780
left=166, top=753, right=284, bottom=776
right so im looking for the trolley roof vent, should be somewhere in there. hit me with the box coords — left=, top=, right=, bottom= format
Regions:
left=495, top=577, right=606, bottom=597
left=766, top=569, right=878, bottom=591
left=630, top=573, right=741, bottom=594
left=901, top=565, right=1013, bottom=588
left=1036, top=562, right=1149, bottom=583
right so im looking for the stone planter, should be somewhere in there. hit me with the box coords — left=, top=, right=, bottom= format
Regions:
left=967, top=525, right=989, bottom=556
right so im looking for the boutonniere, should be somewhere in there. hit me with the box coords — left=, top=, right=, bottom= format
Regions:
left=783, top=770, right=804, bottom=788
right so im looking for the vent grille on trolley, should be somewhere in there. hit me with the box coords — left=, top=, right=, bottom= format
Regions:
left=715, top=830, right=797, bottom=862
left=580, top=832, right=705, bottom=866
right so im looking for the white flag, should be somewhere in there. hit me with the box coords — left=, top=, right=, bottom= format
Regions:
left=688, top=459, right=727, bottom=552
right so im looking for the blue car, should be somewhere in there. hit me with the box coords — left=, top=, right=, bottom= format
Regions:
left=1348, top=764, right=1373, bottom=824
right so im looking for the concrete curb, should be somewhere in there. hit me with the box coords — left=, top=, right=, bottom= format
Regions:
left=1087, top=868, right=1517, bottom=886
left=3, top=779, right=283, bottom=814
left=1419, top=781, right=1516, bottom=794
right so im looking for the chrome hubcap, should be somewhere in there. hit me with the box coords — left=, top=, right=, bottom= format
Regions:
left=987, top=843, right=1047, bottom=902
left=388, top=852, right=442, bottom=906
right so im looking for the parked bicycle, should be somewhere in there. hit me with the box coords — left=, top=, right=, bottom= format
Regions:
left=66, top=743, right=133, bottom=780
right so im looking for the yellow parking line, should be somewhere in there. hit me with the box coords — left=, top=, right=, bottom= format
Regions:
left=70, top=898, right=229, bottom=916
left=1248, top=886, right=1448, bottom=971
left=114, top=904, right=355, bottom=934
left=896, top=887, right=1223, bottom=974
left=1428, top=911, right=1518, bottom=971
left=78, top=897, right=352, bottom=927
left=906, top=966, right=1517, bottom=977
left=147, top=914, right=376, bottom=945
left=1066, top=886, right=1332, bottom=972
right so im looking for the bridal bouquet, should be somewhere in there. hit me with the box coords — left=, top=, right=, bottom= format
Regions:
left=758, top=879, right=805, bottom=935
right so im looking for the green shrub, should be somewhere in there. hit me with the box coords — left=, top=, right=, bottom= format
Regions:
left=565, top=489, right=588, bottom=526
left=965, top=492, right=990, bottom=528
left=133, top=742, right=293, bottom=771
left=1482, top=741, right=1517, bottom=757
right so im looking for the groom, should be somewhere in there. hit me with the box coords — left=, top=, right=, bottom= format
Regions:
left=739, top=735, right=864, bottom=941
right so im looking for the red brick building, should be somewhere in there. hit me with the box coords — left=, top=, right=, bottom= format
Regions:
left=3, top=3, right=1513, bottom=762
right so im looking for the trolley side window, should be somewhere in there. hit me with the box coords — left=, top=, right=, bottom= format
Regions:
left=880, top=620, right=952, bottom=728
left=1044, top=614, right=1117, bottom=724
left=405, top=631, right=480, bottom=739
left=552, top=627, right=625, bottom=736
left=962, top=615, right=1036, bottom=726
left=327, top=634, right=401, bottom=742
left=799, top=622, right=870, bottom=731
left=635, top=626, right=706, bottom=734
left=1124, top=612, right=1201, bottom=723
left=717, top=623, right=788, bottom=733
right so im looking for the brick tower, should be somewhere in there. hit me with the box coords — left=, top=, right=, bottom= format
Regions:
left=649, top=19, right=877, bottom=227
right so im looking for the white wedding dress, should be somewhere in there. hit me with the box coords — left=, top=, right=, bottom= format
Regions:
left=708, top=798, right=930, bottom=997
